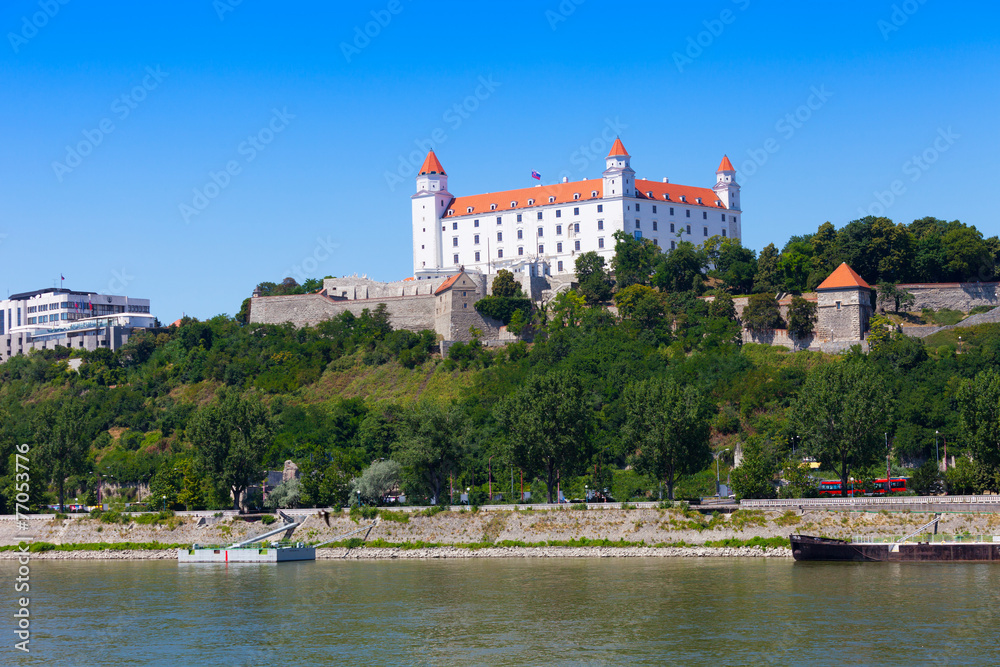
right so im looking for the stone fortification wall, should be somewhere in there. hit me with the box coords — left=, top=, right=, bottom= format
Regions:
left=249, top=293, right=436, bottom=332
left=323, top=275, right=446, bottom=300
left=742, top=329, right=815, bottom=351
left=885, top=282, right=1000, bottom=312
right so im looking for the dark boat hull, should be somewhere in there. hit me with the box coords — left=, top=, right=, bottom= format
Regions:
left=790, top=535, right=1000, bottom=562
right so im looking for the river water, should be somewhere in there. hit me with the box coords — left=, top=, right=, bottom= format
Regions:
left=4, top=557, right=999, bottom=665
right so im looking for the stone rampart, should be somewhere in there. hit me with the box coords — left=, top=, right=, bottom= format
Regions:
left=886, top=282, right=1000, bottom=312
left=250, top=293, right=436, bottom=332
left=742, top=328, right=815, bottom=351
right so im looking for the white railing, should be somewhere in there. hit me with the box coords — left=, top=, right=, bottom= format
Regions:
left=740, top=495, right=1000, bottom=508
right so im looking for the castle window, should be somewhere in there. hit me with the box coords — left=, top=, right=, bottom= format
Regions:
left=670, top=207, right=674, bottom=216
left=448, top=210, right=454, bottom=215
left=474, top=234, right=480, bottom=244
left=453, top=254, right=459, bottom=264
left=574, top=207, right=580, bottom=216
left=680, top=196, right=687, bottom=203
left=518, top=247, right=524, bottom=256
left=475, top=219, right=480, bottom=227
left=538, top=245, right=544, bottom=254
left=557, top=242, right=563, bottom=252
left=537, top=227, right=543, bottom=237
left=722, top=229, right=727, bottom=237
left=574, top=193, right=580, bottom=200
left=703, top=227, right=708, bottom=237
left=421, top=245, right=425, bottom=249
left=498, top=249, right=503, bottom=258
left=653, top=221, right=658, bottom=231
left=549, top=196, right=555, bottom=203
left=517, top=214, right=522, bottom=222
left=475, top=251, right=480, bottom=262
left=731, top=216, right=736, bottom=223
left=574, top=240, right=581, bottom=251
left=537, top=211, right=543, bottom=220
left=653, top=239, right=659, bottom=246
left=453, top=222, right=458, bottom=230
left=574, top=223, right=580, bottom=233
left=598, top=237, right=605, bottom=249
left=463, top=303, right=467, bottom=308
left=686, top=225, right=691, bottom=234
left=558, top=261, right=564, bottom=272
left=836, top=301, right=842, bottom=310
left=442, top=226, right=445, bottom=231
left=453, top=237, right=459, bottom=247
left=467, top=207, right=473, bottom=213
left=598, top=220, right=604, bottom=230
left=671, top=241, right=676, bottom=250
left=696, top=198, right=703, bottom=204
left=497, top=216, right=502, bottom=224
left=635, top=220, right=640, bottom=229
left=556, top=209, right=561, bottom=218
left=597, top=204, right=603, bottom=213
left=517, top=229, right=523, bottom=240
left=592, top=190, right=598, bottom=197
left=653, top=205, right=657, bottom=213
left=498, top=232, right=503, bottom=241
left=686, top=210, right=691, bottom=218
left=511, top=201, right=517, bottom=208
left=528, top=199, right=535, bottom=206
left=636, top=204, right=640, bottom=212
left=703, top=211, right=708, bottom=220
left=556, top=225, right=562, bottom=235
left=491, top=204, right=497, bottom=210
left=664, top=194, right=670, bottom=200
left=721, top=213, right=726, bottom=221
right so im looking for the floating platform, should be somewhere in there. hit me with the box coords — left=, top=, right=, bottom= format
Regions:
left=791, top=534, right=1000, bottom=562
left=178, top=544, right=316, bottom=563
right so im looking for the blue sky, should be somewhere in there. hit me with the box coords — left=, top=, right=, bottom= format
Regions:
left=1, top=1, right=997, bottom=321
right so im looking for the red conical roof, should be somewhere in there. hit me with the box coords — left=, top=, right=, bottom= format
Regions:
left=816, top=263, right=871, bottom=290
left=607, top=137, right=629, bottom=157
left=717, top=155, right=735, bottom=172
left=418, top=150, right=446, bottom=175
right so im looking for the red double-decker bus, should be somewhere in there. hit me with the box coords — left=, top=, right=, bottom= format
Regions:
left=818, top=478, right=908, bottom=496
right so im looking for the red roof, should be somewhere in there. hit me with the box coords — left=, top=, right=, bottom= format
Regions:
left=434, top=273, right=463, bottom=295
left=816, top=263, right=871, bottom=290
left=635, top=179, right=727, bottom=209
left=418, top=151, right=446, bottom=176
left=717, top=155, right=735, bottom=172
left=443, top=179, right=603, bottom=217
left=607, top=137, right=629, bottom=157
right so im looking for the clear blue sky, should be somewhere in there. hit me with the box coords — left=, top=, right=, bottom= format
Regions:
left=2, top=1, right=997, bottom=321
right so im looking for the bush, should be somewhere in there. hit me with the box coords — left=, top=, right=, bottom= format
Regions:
left=261, top=514, right=277, bottom=525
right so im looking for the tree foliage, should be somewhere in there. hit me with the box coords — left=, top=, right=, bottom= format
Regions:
left=743, top=293, right=785, bottom=333
left=787, top=296, right=818, bottom=338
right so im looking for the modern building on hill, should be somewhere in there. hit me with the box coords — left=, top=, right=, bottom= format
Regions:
left=0, top=287, right=154, bottom=362
left=411, top=138, right=741, bottom=280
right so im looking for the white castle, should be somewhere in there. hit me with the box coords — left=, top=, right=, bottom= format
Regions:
left=411, top=138, right=742, bottom=280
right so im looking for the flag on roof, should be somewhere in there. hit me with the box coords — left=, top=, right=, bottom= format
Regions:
left=531, top=170, right=541, bottom=180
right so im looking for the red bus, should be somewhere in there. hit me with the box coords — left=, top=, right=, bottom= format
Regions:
left=818, top=478, right=908, bottom=496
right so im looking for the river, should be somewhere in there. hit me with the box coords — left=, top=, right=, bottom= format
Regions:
left=4, top=557, right=999, bottom=665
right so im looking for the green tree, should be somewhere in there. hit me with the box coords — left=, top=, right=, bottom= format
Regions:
left=351, top=459, right=401, bottom=505
left=956, top=369, right=1000, bottom=469
left=910, top=460, right=944, bottom=495
left=35, top=400, right=90, bottom=512
left=189, top=390, right=274, bottom=512
left=491, top=269, right=522, bottom=297
left=730, top=438, right=779, bottom=499
left=779, top=459, right=818, bottom=499
left=792, top=362, right=893, bottom=494
left=494, top=371, right=592, bottom=503
left=653, top=241, right=706, bottom=293
left=575, top=251, right=613, bottom=304
left=753, top=243, right=781, bottom=293
left=392, top=403, right=467, bottom=504
left=742, top=293, right=785, bottom=333
left=708, top=293, right=737, bottom=321
left=614, top=284, right=666, bottom=331
left=611, top=230, right=659, bottom=288
left=786, top=295, right=818, bottom=338
left=621, top=377, right=712, bottom=500
left=877, top=282, right=916, bottom=313
left=265, top=478, right=302, bottom=509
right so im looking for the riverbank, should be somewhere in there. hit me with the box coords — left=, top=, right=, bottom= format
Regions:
left=3, top=505, right=997, bottom=559
left=0, top=545, right=790, bottom=560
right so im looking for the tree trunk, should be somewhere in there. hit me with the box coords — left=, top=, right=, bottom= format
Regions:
left=58, top=477, right=65, bottom=513
left=546, top=460, right=555, bottom=504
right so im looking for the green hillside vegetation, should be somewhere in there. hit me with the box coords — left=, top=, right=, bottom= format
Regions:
left=2, top=214, right=1000, bottom=512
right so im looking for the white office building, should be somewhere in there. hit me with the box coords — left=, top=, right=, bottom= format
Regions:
left=0, top=287, right=154, bottom=362
left=411, top=138, right=741, bottom=280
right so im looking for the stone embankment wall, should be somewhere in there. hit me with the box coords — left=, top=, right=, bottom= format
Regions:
left=249, top=293, right=437, bottom=333
left=889, top=282, right=1000, bottom=312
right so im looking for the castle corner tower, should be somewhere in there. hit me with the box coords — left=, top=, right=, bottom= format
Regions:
left=412, top=151, right=453, bottom=279
left=602, top=137, right=635, bottom=199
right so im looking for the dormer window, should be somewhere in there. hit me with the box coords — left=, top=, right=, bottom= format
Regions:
left=447, top=209, right=454, bottom=215
left=696, top=197, right=703, bottom=204
left=680, top=195, right=687, bottom=202
left=548, top=196, right=555, bottom=203
left=715, top=200, right=721, bottom=207
left=490, top=203, right=497, bottom=211
left=573, top=193, right=580, bottom=200
left=510, top=201, right=517, bottom=208
left=467, top=206, right=473, bottom=213
left=646, top=192, right=652, bottom=197
left=591, top=190, right=598, bottom=197
left=664, top=194, right=670, bottom=200
left=528, top=199, right=534, bottom=206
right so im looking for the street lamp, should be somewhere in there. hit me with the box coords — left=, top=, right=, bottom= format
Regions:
left=162, top=495, right=166, bottom=512
left=935, top=430, right=939, bottom=469
left=466, top=487, right=470, bottom=506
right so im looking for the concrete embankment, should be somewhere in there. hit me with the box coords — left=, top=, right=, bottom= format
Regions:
left=3, top=505, right=998, bottom=559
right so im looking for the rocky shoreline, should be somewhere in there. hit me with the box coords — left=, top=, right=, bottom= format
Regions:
left=0, top=545, right=791, bottom=560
